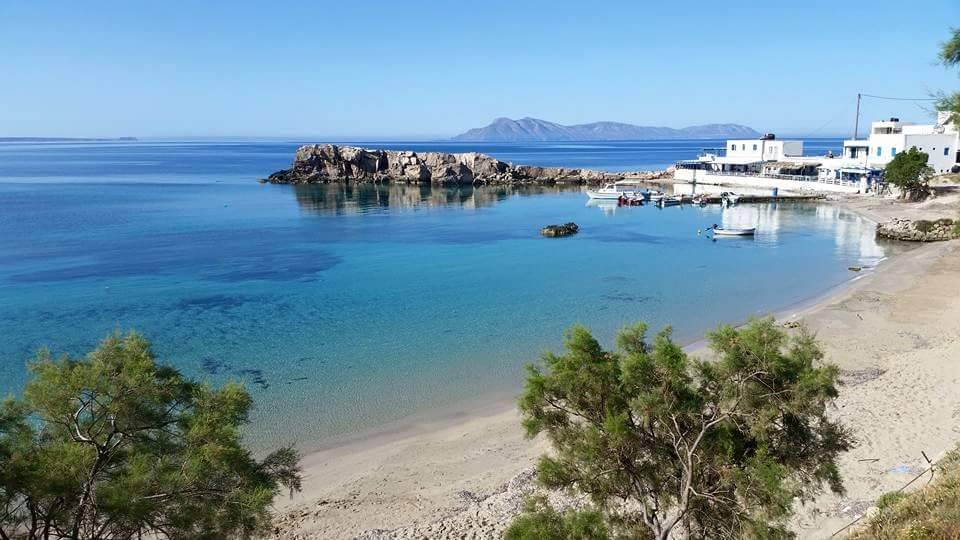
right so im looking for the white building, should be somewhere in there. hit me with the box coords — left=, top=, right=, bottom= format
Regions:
left=674, top=112, right=960, bottom=194
left=842, top=112, right=959, bottom=174
left=726, top=138, right=803, bottom=162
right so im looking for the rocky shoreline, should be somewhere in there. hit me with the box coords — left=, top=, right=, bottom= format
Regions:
left=262, top=144, right=670, bottom=186
left=876, top=217, right=959, bottom=242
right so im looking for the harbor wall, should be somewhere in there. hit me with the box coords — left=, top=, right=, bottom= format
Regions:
left=674, top=169, right=860, bottom=194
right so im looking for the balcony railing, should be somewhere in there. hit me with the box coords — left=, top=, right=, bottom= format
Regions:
left=702, top=170, right=859, bottom=186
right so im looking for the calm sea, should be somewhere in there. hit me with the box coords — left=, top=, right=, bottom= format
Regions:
left=0, top=138, right=887, bottom=448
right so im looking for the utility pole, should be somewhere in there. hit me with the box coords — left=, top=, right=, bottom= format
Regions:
left=853, top=93, right=861, bottom=140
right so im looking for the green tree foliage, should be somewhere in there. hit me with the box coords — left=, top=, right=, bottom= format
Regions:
left=504, top=497, right=607, bottom=540
left=0, top=332, right=301, bottom=539
left=940, top=27, right=960, bottom=67
left=937, top=28, right=960, bottom=124
left=511, top=319, right=852, bottom=540
left=884, top=147, right=934, bottom=200
left=934, top=91, right=960, bottom=126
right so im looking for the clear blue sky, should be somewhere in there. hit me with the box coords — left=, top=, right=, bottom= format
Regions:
left=2, top=0, right=958, bottom=138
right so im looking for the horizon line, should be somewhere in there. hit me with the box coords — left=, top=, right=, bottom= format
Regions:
left=0, top=133, right=855, bottom=142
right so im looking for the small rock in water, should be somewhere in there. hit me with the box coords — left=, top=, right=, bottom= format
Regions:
left=848, top=266, right=862, bottom=272
left=541, top=222, right=579, bottom=237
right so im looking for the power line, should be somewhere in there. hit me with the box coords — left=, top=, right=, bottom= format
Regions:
left=852, top=93, right=940, bottom=138
left=860, top=93, right=938, bottom=102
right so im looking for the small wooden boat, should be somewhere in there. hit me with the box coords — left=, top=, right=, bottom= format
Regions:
left=657, top=195, right=683, bottom=207
left=712, top=227, right=755, bottom=236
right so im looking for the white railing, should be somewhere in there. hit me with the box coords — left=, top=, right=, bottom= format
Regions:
left=703, top=170, right=859, bottom=186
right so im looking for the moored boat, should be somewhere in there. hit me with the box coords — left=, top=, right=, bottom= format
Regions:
left=657, top=195, right=683, bottom=207
left=720, top=192, right=741, bottom=206
left=712, top=226, right=755, bottom=236
left=586, top=183, right=641, bottom=200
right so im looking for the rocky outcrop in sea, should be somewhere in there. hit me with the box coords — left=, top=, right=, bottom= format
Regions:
left=540, top=222, right=579, bottom=237
left=262, top=144, right=666, bottom=186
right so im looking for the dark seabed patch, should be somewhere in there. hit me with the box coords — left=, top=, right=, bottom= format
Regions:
left=588, top=231, right=662, bottom=244
left=199, top=359, right=270, bottom=390
left=9, top=228, right=342, bottom=284
left=177, top=294, right=251, bottom=311
left=235, top=368, right=269, bottom=390
left=600, top=292, right=655, bottom=303
left=201, top=357, right=230, bottom=375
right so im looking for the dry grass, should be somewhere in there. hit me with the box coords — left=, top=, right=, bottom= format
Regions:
left=930, top=173, right=960, bottom=185
left=850, top=445, right=960, bottom=539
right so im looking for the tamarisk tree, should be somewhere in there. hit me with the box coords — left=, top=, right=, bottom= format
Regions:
left=508, top=318, right=852, bottom=539
left=0, top=332, right=301, bottom=539
left=885, top=147, right=934, bottom=201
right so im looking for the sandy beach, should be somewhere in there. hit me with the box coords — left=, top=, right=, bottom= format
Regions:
left=274, top=194, right=960, bottom=539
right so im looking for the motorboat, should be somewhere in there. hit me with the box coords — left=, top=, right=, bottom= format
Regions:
left=586, top=183, right=641, bottom=200
left=657, top=195, right=683, bottom=207
left=712, top=227, right=755, bottom=236
left=720, top=192, right=741, bottom=206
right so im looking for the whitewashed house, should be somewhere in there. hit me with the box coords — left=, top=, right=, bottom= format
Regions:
left=842, top=112, right=959, bottom=174
left=674, top=112, right=960, bottom=193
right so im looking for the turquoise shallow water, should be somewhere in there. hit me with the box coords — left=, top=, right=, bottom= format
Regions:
left=0, top=140, right=888, bottom=449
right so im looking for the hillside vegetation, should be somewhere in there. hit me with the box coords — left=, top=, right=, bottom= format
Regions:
left=850, top=445, right=960, bottom=539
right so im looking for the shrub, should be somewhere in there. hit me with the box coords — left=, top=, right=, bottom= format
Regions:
left=0, top=331, right=301, bottom=539
left=511, top=318, right=852, bottom=539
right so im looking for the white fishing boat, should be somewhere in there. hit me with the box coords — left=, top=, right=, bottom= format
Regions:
left=712, top=227, right=755, bottom=236
left=586, top=183, right=641, bottom=200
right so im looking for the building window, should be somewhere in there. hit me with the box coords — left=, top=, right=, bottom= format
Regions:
left=730, top=144, right=735, bottom=151
left=876, top=147, right=881, bottom=157
left=752, top=144, right=757, bottom=151
left=946, top=147, right=951, bottom=156
left=891, top=147, right=897, bottom=156
left=741, top=144, right=746, bottom=151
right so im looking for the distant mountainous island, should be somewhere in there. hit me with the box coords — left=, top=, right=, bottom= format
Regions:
left=452, top=117, right=759, bottom=142
left=0, top=137, right=137, bottom=142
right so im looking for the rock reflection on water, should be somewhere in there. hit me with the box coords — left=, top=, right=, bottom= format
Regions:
left=292, top=183, right=584, bottom=215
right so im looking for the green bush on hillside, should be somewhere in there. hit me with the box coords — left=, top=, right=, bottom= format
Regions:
left=851, top=445, right=960, bottom=539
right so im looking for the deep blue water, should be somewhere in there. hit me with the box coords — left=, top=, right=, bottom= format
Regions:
left=0, top=138, right=886, bottom=449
